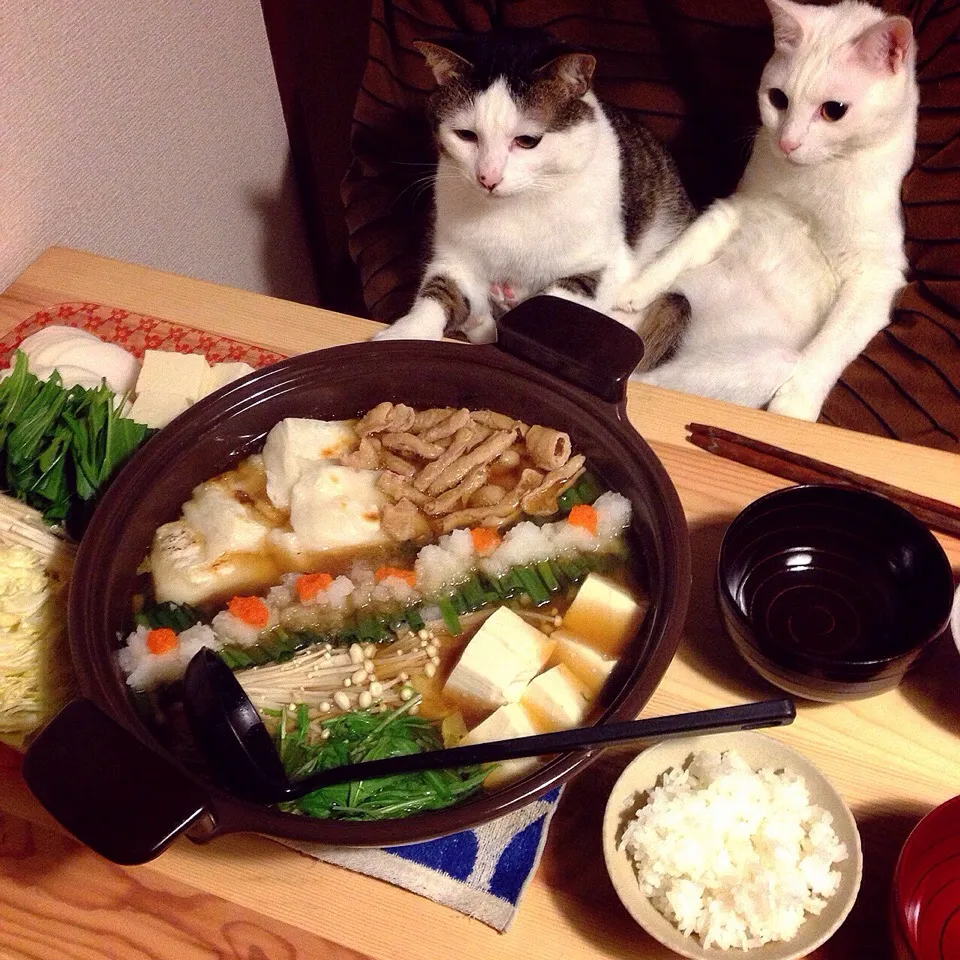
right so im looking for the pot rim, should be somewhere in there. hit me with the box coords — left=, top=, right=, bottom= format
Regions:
left=67, top=337, right=692, bottom=847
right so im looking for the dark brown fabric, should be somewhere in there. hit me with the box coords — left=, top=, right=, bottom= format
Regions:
left=341, top=0, right=960, bottom=453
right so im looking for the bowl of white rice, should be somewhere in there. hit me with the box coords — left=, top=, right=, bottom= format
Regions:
left=602, top=732, right=862, bottom=959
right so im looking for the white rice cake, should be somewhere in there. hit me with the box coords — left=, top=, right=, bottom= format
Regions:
left=561, top=573, right=645, bottom=656
left=460, top=703, right=541, bottom=789
left=262, top=418, right=359, bottom=510
left=443, top=606, right=555, bottom=715
left=520, top=664, right=592, bottom=732
left=182, top=480, right=272, bottom=561
left=549, top=629, right=617, bottom=696
left=128, top=391, right=191, bottom=430
left=200, top=361, right=255, bottom=397
left=151, top=519, right=279, bottom=606
left=288, top=463, right=387, bottom=552
left=135, top=349, right=210, bottom=403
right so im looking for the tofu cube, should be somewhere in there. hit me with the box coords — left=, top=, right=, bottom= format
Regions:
left=128, top=391, right=191, bottom=430
left=262, top=418, right=359, bottom=509
left=135, top=350, right=210, bottom=403
left=289, top=463, right=387, bottom=552
left=520, top=664, right=593, bottom=733
left=460, top=703, right=541, bottom=789
left=549, top=629, right=617, bottom=696
left=443, top=607, right=554, bottom=715
left=201, top=361, right=255, bottom=397
left=560, top=573, right=646, bottom=656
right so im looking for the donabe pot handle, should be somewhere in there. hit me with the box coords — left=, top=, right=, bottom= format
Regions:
left=495, top=295, right=645, bottom=404
left=22, top=698, right=210, bottom=865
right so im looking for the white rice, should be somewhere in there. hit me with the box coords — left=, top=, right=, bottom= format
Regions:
left=118, top=623, right=220, bottom=691
left=620, top=750, right=848, bottom=951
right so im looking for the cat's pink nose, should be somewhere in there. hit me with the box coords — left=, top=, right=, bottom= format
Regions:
left=778, top=138, right=800, bottom=155
left=477, top=171, right=501, bottom=191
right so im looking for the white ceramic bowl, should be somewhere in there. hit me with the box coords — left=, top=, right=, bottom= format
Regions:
left=602, top=732, right=863, bottom=960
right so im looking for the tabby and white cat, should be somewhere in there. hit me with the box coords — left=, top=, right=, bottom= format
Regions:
left=373, top=28, right=692, bottom=351
left=617, top=0, right=918, bottom=421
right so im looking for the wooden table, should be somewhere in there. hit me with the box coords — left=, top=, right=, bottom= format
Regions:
left=1, top=247, right=958, bottom=960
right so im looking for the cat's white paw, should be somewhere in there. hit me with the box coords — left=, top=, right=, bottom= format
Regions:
left=462, top=313, right=498, bottom=344
left=614, top=276, right=659, bottom=315
left=767, top=378, right=824, bottom=421
left=371, top=320, right=441, bottom=341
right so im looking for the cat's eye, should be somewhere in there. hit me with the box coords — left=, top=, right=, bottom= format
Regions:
left=768, top=88, right=789, bottom=110
left=514, top=135, right=542, bottom=149
left=453, top=129, right=478, bottom=142
left=820, top=101, right=848, bottom=122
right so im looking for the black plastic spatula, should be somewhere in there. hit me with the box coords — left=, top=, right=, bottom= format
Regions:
left=182, top=648, right=796, bottom=804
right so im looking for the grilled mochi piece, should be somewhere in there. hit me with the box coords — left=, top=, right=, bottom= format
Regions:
left=559, top=573, right=647, bottom=656
left=151, top=520, right=279, bottom=606
left=459, top=703, right=541, bottom=789
left=288, top=463, right=388, bottom=552
left=442, top=607, right=554, bottom=716
left=262, top=418, right=358, bottom=510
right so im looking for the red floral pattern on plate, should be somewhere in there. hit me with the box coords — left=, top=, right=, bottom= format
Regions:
left=0, top=302, right=287, bottom=369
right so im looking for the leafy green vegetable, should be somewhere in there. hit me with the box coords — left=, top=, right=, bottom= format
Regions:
left=276, top=701, right=490, bottom=820
left=0, top=351, right=150, bottom=524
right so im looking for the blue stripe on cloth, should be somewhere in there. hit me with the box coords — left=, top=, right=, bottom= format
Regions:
left=274, top=786, right=564, bottom=932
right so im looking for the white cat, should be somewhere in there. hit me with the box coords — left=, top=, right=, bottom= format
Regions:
left=617, top=0, right=918, bottom=421
left=373, top=28, right=692, bottom=347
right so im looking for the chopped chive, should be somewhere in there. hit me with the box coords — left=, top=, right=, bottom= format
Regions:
left=437, top=597, right=462, bottom=636
left=451, top=591, right=468, bottom=615
left=535, top=560, right=559, bottom=591
left=516, top=565, right=550, bottom=605
left=405, top=606, right=425, bottom=633
left=575, top=471, right=603, bottom=505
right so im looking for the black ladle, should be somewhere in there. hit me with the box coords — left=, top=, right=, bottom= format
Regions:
left=183, top=648, right=796, bottom=805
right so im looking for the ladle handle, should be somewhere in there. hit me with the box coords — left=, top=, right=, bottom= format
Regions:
left=283, top=698, right=796, bottom=801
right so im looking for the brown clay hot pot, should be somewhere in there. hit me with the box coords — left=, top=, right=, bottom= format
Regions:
left=27, top=298, right=691, bottom=862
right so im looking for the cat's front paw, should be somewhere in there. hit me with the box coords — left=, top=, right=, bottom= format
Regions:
left=614, top=276, right=660, bottom=314
left=370, top=319, right=441, bottom=341
left=462, top=312, right=498, bottom=344
left=767, top=378, right=824, bottom=421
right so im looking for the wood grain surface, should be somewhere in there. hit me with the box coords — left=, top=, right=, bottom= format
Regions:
left=0, top=247, right=957, bottom=960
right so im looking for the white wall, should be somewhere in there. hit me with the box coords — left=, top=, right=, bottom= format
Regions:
left=1, top=0, right=317, bottom=304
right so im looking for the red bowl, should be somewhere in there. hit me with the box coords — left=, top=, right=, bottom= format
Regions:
left=891, top=795, right=960, bottom=959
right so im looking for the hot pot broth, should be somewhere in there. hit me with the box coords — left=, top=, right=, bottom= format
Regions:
left=121, top=403, right=649, bottom=819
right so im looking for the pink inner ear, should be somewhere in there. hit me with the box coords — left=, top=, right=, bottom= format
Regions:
left=853, top=17, right=912, bottom=74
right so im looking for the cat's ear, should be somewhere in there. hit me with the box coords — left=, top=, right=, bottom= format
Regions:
left=765, top=0, right=805, bottom=50
left=534, top=53, right=597, bottom=99
left=414, top=40, right=473, bottom=85
left=850, top=16, right=913, bottom=74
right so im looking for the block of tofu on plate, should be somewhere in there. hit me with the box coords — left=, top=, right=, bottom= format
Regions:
left=262, top=418, right=359, bottom=509
left=442, top=607, right=555, bottom=716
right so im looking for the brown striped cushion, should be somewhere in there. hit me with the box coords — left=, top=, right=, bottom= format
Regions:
left=341, top=0, right=960, bottom=453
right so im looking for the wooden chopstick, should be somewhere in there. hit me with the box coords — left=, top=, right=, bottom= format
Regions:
left=686, top=422, right=960, bottom=539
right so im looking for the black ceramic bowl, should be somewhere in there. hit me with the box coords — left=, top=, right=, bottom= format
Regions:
left=718, top=484, right=954, bottom=702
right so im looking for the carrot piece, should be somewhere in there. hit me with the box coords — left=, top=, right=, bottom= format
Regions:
left=146, top=627, right=178, bottom=655
left=296, top=572, right=334, bottom=603
left=567, top=503, right=598, bottom=536
left=227, top=595, right=270, bottom=628
left=469, top=527, right=502, bottom=555
left=375, top=566, right=417, bottom=588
